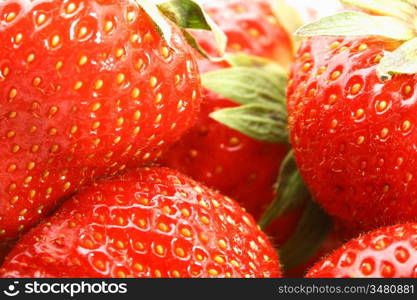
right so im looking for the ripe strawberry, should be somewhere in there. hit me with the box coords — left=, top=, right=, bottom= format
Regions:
left=0, top=0, right=202, bottom=241
left=0, top=167, right=280, bottom=278
left=162, top=0, right=292, bottom=220
left=307, top=223, right=417, bottom=278
left=287, top=1, right=417, bottom=229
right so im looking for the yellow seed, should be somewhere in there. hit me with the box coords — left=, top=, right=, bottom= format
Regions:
left=154, top=114, right=162, bottom=123
left=380, top=128, right=389, bottom=138
left=6, top=12, right=16, bottom=22
left=248, top=28, right=260, bottom=38
left=155, top=93, right=163, bottom=103
left=36, top=13, right=46, bottom=25
left=161, top=47, right=170, bottom=58
left=358, top=43, right=368, bottom=51
left=66, top=3, right=76, bottom=14
left=92, top=122, right=100, bottom=130
left=156, top=245, right=165, bottom=255
left=94, top=79, right=104, bottom=90
left=357, top=136, right=365, bottom=145
left=51, top=35, right=60, bottom=47
left=331, top=70, right=341, bottom=80
left=208, top=269, right=219, bottom=276
left=77, top=26, right=89, bottom=38
left=11, top=145, right=20, bottom=153
left=351, top=83, right=362, bottom=95
left=355, top=109, right=364, bottom=119
left=15, top=33, right=23, bottom=44
left=104, top=20, right=114, bottom=32
left=218, top=239, right=227, bottom=250
left=56, top=61, right=63, bottom=71
left=7, top=130, right=16, bottom=138
left=329, top=94, right=337, bottom=105
left=116, top=73, right=125, bottom=84
left=377, top=101, right=388, bottom=112
left=175, top=248, right=185, bottom=257
left=181, top=228, right=192, bottom=237
left=403, top=120, right=411, bottom=132
left=91, top=102, right=101, bottom=112
left=126, top=11, right=135, bottom=22
left=48, top=128, right=57, bottom=135
left=73, top=81, right=83, bottom=90
left=150, top=76, right=158, bottom=88
left=70, top=125, right=78, bottom=134
left=115, top=48, right=125, bottom=58
left=131, top=88, right=140, bottom=99
left=214, top=255, right=225, bottom=264
left=79, top=55, right=88, bottom=66
left=330, top=41, right=340, bottom=49
left=27, top=53, right=35, bottom=63
left=7, top=164, right=16, bottom=172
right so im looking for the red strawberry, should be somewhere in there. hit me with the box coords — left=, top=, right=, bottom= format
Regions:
left=0, top=0, right=201, bottom=242
left=162, top=0, right=292, bottom=220
left=0, top=167, right=280, bottom=278
left=307, top=223, right=417, bottom=278
left=287, top=2, right=417, bottom=229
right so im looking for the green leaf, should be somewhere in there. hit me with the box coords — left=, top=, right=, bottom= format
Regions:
left=157, top=0, right=227, bottom=59
left=279, top=200, right=333, bottom=271
left=202, top=66, right=288, bottom=105
left=210, top=103, right=288, bottom=144
left=377, top=37, right=417, bottom=81
left=295, top=11, right=414, bottom=40
left=340, top=0, right=416, bottom=21
left=259, top=151, right=310, bottom=229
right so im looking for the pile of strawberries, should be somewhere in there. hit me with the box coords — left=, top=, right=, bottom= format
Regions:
left=1, top=0, right=417, bottom=278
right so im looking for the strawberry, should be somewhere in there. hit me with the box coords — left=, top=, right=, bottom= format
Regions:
left=287, top=0, right=417, bottom=229
left=0, top=167, right=280, bottom=278
left=307, top=223, right=417, bottom=278
left=162, top=0, right=292, bottom=220
left=0, top=0, right=204, bottom=242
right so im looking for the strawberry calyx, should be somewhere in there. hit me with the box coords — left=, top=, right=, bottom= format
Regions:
left=294, top=0, right=417, bottom=81
left=259, top=151, right=333, bottom=272
left=139, top=0, right=227, bottom=60
left=202, top=54, right=289, bottom=143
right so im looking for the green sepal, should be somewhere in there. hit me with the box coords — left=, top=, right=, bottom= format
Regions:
left=295, top=11, right=414, bottom=41
left=210, top=103, right=288, bottom=144
left=202, top=61, right=288, bottom=106
left=340, top=0, right=416, bottom=21
left=377, top=37, right=417, bottom=81
left=279, top=200, right=333, bottom=271
left=259, top=151, right=310, bottom=229
left=139, top=0, right=227, bottom=60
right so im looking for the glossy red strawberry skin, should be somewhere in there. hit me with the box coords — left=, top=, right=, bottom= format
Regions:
left=0, top=167, right=280, bottom=278
left=287, top=35, right=417, bottom=230
left=307, top=223, right=417, bottom=278
left=162, top=0, right=291, bottom=220
left=0, top=0, right=201, bottom=241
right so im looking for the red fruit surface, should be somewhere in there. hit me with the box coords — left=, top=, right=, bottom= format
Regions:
left=162, top=0, right=291, bottom=220
left=307, top=223, right=417, bottom=278
left=287, top=34, right=416, bottom=230
left=0, top=0, right=200, bottom=241
left=0, top=167, right=280, bottom=278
